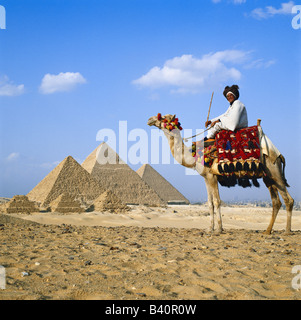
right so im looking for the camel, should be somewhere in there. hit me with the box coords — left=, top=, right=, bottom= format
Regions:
left=147, top=114, right=294, bottom=234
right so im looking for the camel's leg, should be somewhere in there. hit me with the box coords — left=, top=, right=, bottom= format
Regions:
left=265, top=185, right=282, bottom=234
left=215, top=202, right=222, bottom=233
left=263, top=156, right=294, bottom=234
left=277, top=187, right=294, bottom=234
left=204, top=178, right=215, bottom=232
left=204, top=174, right=222, bottom=233
left=212, top=180, right=222, bottom=233
left=206, top=186, right=215, bottom=232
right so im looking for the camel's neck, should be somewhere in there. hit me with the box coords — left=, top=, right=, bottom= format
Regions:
left=163, top=130, right=196, bottom=168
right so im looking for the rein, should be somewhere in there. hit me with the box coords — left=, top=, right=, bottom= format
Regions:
left=183, top=127, right=211, bottom=142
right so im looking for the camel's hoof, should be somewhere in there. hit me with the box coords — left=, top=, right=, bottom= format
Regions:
left=213, top=229, right=224, bottom=235
left=284, top=230, right=293, bottom=236
left=264, top=229, right=272, bottom=235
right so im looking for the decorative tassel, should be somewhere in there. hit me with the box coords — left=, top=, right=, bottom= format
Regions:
left=229, top=174, right=237, bottom=187
left=223, top=176, right=231, bottom=188
left=229, top=163, right=235, bottom=173
left=257, top=162, right=264, bottom=172
left=236, top=161, right=243, bottom=171
left=218, top=164, right=223, bottom=174
left=243, top=162, right=250, bottom=172
left=217, top=176, right=226, bottom=187
left=252, top=177, right=260, bottom=187
left=223, top=163, right=229, bottom=173
left=251, top=161, right=257, bottom=171
left=238, top=177, right=243, bottom=187
left=242, top=178, right=252, bottom=188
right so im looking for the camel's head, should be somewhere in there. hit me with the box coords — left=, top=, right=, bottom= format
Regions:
left=147, top=113, right=183, bottom=132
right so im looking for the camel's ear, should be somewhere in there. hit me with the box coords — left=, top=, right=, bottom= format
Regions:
left=171, top=114, right=176, bottom=121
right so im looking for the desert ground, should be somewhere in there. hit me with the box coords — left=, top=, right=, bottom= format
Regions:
left=0, top=204, right=300, bottom=300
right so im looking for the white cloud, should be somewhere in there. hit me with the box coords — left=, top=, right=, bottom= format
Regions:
left=133, top=50, right=276, bottom=94
left=39, top=72, right=87, bottom=94
left=0, top=76, right=25, bottom=96
left=244, top=59, right=276, bottom=69
left=250, top=1, right=295, bottom=19
left=40, top=160, right=60, bottom=169
left=6, top=152, right=20, bottom=161
left=132, top=50, right=250, bottom=94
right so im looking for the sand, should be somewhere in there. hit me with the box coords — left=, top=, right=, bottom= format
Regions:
left=0, top=204, right=300, bottom=300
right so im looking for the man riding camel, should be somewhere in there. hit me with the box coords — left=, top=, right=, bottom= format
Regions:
left=205, top=85, right=248, bottom=141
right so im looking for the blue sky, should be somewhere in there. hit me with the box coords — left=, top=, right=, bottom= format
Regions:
left=0, top=0, right=300, bottom=203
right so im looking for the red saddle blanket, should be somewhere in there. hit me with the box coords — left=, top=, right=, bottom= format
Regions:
left=215, top=125, right=260, bottom=162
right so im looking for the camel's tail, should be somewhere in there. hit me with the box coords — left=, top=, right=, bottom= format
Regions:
left=280, top=154, right=290, bottom=187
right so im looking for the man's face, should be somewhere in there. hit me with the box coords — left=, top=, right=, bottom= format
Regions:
left=226, top=93, right=235, bottom=104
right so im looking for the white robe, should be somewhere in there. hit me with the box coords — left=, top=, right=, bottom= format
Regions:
left=258, top=125, right=281, bottom=164
left=207, top=100, right=248, bottom=139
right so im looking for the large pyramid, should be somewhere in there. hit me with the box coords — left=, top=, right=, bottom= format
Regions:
left=27, top=156, right=105, bottom=208
left=136, top=164, right=190, bottom=204
left=81, top=143, right=165, bottom=206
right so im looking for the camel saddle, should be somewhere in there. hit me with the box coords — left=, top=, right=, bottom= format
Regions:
left=192, top=125, right=264, bottom=188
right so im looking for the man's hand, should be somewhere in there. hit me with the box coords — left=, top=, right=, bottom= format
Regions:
left=210, top=120, right=220, bottom=127
left=205, top=120, right=211, bottom=128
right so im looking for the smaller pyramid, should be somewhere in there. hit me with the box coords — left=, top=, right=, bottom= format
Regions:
left=27, top=156, right=105, bottom=208
left=5, top=195, right=39, bottom=214
left=136, top=164, right=190, bottom=204
left=49, top=193, right=85, bottom=213
left=92, top=190, right=130, bottom=213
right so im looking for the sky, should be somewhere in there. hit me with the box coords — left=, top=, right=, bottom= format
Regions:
left=0, top=0, right=300, bottom=203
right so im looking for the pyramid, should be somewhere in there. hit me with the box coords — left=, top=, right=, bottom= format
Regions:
left=136, top=164, right=190, bottom=204
left=49, top=193, right=85, bottom=213
left=92, top=190, right=130, bottom=213
left=5, top=195, right=39, bottom=214
left=27, top=156, right=105, bottom=208
left=81, top=143, right=165, bottom=206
